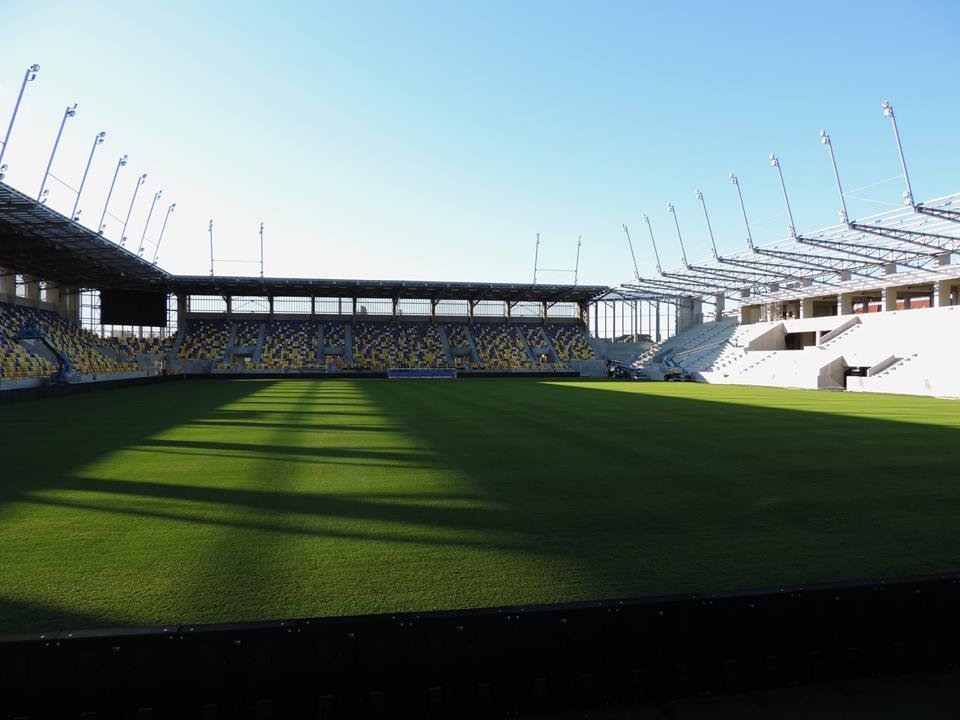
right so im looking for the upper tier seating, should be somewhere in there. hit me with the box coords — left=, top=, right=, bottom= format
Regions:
left=234, top=321, right=261, bottom=348
left=260, top=321, right=319, bottom=369
left=352, top=322, right=447, bottom=369
left=469, top=324, right=534, bottom=369
left=177, top=319, right=230, bottom=361
left=547, top=325, right=595, bottom=361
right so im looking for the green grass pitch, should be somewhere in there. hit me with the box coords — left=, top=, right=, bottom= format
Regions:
left=2, top=378, right=959, bottom=635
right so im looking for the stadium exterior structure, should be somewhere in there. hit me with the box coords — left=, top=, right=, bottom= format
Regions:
left=613, top=192, right=960, bottom=396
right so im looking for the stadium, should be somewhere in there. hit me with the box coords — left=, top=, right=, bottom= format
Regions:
left=2, top=9, right=960, bottom=717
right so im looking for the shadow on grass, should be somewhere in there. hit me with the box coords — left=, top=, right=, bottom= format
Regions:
left=356, top=380, right=960, bottom=602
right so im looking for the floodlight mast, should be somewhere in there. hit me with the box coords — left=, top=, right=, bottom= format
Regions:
left=38, top=103, right=77, bottom=202
left=138, top=190, right=162, bottom=255
left=0, top=63, right=39, bottom=173
left=642, top=215, right=663, bottom=275
left=73, top=130, right=106, bottom=220
left=152, top=203, right=175, bottom=264
left=881, top=100, right=914, bottom=208
left=730, top=170, right=876, bottom=279
left=881, top=100, right=960, bottom=223
left=121, top=173, right=147, bottom=247
left=729, top=173, right=755, bottom=250
left=99, top=154, right=127, bottom=235
left=259, top=222, right=265, bottom=278
left=573, top=234, right=582, bottom=285
left=819, top=130, right=849, bottom=223
left=532, top=233, right=540, bottom=284
left=209, top=220, right=215, bottom=277
left=696, top=189, right=720, bottom=259
left=622, top=224, right=642, bottom=281
left=820, top=129, right=959, bottom=254
left=666, top=202, right=690, bottom=268
left=769, top=154, right=798, bottom=239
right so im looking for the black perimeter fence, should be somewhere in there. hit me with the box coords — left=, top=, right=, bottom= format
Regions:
left=2, top=574, right=959, bottom=718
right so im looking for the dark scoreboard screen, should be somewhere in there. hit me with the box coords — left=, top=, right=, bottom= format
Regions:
left=99, top=289, right=167, bottom=327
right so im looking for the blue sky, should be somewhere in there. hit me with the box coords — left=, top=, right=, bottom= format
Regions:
left=1, top=0, right=957, bottom=286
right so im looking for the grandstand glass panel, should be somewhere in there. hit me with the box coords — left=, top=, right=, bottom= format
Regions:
left=546, top=302, right=578, bottom=318
left=232, top=296, right=270, bottom=313
left=512, top=302, right=542, bottom=318
left=15, top=275, right=26, bottom=298
left=435, top=299, right=469, bottom=316
left=80, top=290, right=100, bottom=331
left=356, top=298, right=392, bottom=316
left=189, top=295, right=227, bottom=313
left=396, top=299, right=431, bottom=317
left=314, top=297, right=343, bottom=315
left=474, top=300, right=505, bottom=317
left=273, top=297, right=312, bottom=314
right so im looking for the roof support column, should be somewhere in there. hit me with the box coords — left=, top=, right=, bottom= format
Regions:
left=225, top=295, right=232, bottom=316
left=714, top=293, right=725, bottom=321
left=677, top=297, right=701, bottom=332
left=800, top=297, right=815, bottom=319
left=430, top=299, right=438, bottom=323
left=392, top=297, right=398, bottom=321
left=740, top=304, right=761, bottom=325
left=0, top=267, right=15, bottom=298
left=268, top=296, right=274, bottom=317
left=23, top=275, right=41, bottom=306
left=838, top=292, right=855, bottom=316
left=881, top=286, right=898, bottom=312
left=934, top=279, right=956, bottom=308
